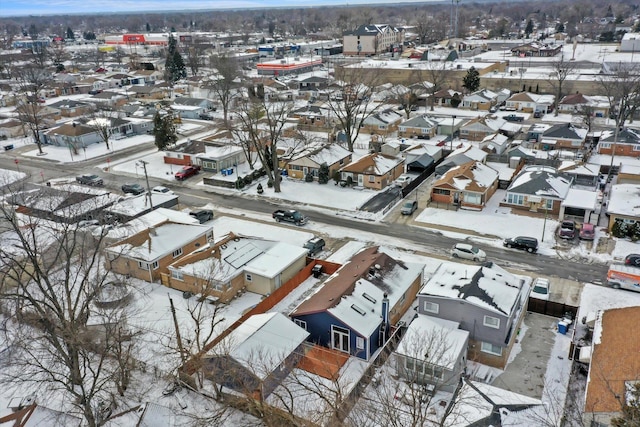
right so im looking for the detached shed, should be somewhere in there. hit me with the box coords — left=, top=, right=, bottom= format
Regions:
left=407, top=153, right=435, bottom=173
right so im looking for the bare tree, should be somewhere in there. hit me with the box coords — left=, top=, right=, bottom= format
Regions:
left=206, top=55, right=242, bottom=128
left=547, top=54, right=577, bottom=116
left=326, top=67, right=386, bottom=152
left=86, top=108, right=115, bottom=151
left=13, top=64, right=52, bottom=155
left=422, top=61, right=450, bottom=111
left=0, top=185, right=143, bottom=427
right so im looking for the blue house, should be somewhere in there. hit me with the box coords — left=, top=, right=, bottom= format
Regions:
left=290, top=246, right=424, bottom=361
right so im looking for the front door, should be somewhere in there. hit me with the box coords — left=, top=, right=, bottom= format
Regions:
left=358, top=174, right=364, bottom=186
left=331, top=326, right=350, bottom=353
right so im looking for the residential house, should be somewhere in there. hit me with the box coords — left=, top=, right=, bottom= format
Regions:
left=285, top=144, right=352, bottom=180
left=539, top=123, right=587, bottom=152
left=582, top=306, right=640, bottom=426
left=404, top=142, right=443, bottom=164
left=525, top=123, right=553, bottom=145
left=90, top=91, right=128, bottom=108
left=459, top=116, right=506, bottom=141
left=360, top=109, right=404, bottom=136
left=616, top=164, right=640, bottom=184
left=290, top=246, right=424, bottom=360
left=293, top=103, right=335, bottom=131
left=105, top=221, right=213, bottom=283
left=0, top=119, right=25, bottom=139
left=504, top=92, right=554, bottom=114
left=298, top=76, right=329, bottom=92
left=597, top=128, right=640, bottom=158
left=506, top=145, right=555, bottom=163
left=558, top=162, right=600, bottom=188
left=435, top=145, right=487, bottom=177
left=339, top=153, right=404, bottom=190
left=163, top=233, right=308, bottom=301
left=104, top=192, right=180, bottom=223
left=460, top=89, right=499, bottom=111
left=479, top=133, right=510, bottom=154
left=342, top=24, right=403, bottom=56
left=430, top=161, right=499, bottom=209
left=11, top=185, right=117, bottom=224
left=47, top=99, right=95, bottom=118
left=204, top=312, right=309, bottom=400
left=172, top=97, right=215, bottom=119
left=430, top=89, right=461, bottom=108
left=163, top=138, right=206, bottom=167
left=130, top=69, right=163, bottom=85
left=510, top=42, right=562, bottom=57
left=45, top=122, right=100, bottom=148
left=606, top=183, right=640, bottom=233
left=501, top=165, right=573, bottom=216
left=417, top=262, right=527, bottom=368
left=559, top=187, right=599, bottom=223
left=397, top=115, right=439, bottom=139
left=394, top=315, right=469, bottom=393
left=129, top=85, right=166, bottom=100
left=196, top=141, right=245, bottom=174
left=558, top=92, right=609, bottom=117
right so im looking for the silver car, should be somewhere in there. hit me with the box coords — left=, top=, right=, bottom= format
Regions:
left=451, top=243, right=486, bottom=262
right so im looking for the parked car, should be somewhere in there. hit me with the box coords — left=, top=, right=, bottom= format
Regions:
left=451, top=243, right=486, bottom=262
left=401, top=200, right=418, bottom=215
left=531, top=277, right=550, bottom=300
left=504, top=114, right=524, bottom=122
left=394, top=175, right=413, bottom=188
left=503, top=236, right=538, bottom=253
left=189, top=209, right=214, bottom=223
left=121, top=183, right=145, bottom=195
left=152, top=186, right=174, bottom=195
left=175, top=165, right=201, bottom=181
left=533, top=111, right=544, bottom=118
left=303, top=237, right=326, bottom=256
left=579, top=223, right=595, bottom=240
left=624, top=254, right=640, bottom=267
left=76, top=174, right=103, bottom=186
left=558, top=220, right=576, bottom=239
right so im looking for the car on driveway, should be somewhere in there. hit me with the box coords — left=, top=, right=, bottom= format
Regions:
left=625, top=254, right=640, bottom=267
left=76, top=174, right=103, bottom=186
left=451, top=243, right=486, bottom=262
left=175, top=165, right=201, bottom=181
left=531, top=277, right=550, bottom=300
left=121, top=183, right=145, bottom=195
left=401, top=201, right=418, bottom=215
left=503, top=236, right=538, bottom=253
left=558, top=220, right=576, bottom=239
left=394, top=175, right=413, bottom=188
left=189, top=209, right=214, bottom=223
left=579, top=223, right=595, bottom=240
left=152, top=186, right=174, bottom=195
left=303, top=237, right=326, bottom=256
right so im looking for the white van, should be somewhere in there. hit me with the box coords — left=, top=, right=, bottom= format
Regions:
left=607, top=265, right=640, bottom=293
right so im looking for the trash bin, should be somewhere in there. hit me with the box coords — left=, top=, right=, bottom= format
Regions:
left=558, top=320, right=568, bottom=335
left=221, top=169, right=227, bottom=176
left=227, top=168, right=233, bottom=175
left=312, top=264, right=324, bottom=278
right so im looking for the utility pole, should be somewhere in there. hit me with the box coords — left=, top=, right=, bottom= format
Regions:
left=169, top=295, right=187, bottom=364
left=137, top=160, right=154, bottom=209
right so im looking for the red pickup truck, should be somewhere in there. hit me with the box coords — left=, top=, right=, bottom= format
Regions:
left=175, top=165, right=201, bottom=181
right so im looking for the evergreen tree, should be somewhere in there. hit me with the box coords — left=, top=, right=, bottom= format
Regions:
left=153, top=112, right=177, bottom=150
left=462, top=67, right=480, bottom=93
left=305, top=172, right=314, bottom=182
left=66, top=27, right=74, bottom=40
left=318, top=163, right=330, bottom=184
left=146, top=22, right=151, bottom=32
left=164, top=35, right=186, bottom=83
left=525, top=19, right=535, bottom=38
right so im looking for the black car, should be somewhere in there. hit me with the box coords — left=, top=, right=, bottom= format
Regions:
left=503, top=236, right=539, bottom=253
left=303, top=237, right=326, bottom=256
left=76, top=174, right=103, bottom=186
left=625, top=254, right=640, bottom=267
left=189, top=209, right=214, bottom=224
left=121, top=183, right=145, bottom=195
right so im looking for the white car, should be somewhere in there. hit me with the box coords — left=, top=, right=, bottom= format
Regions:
left=451, top=243, right=486, bottom=262
left=394, top=175, right=413, bottom=188
left=152, top=186, right=174, bottom=195
left=531, top=278, right=550, bottom=300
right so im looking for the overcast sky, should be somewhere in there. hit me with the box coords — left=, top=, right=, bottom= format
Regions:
left=2, top=0, right=437, bottom=18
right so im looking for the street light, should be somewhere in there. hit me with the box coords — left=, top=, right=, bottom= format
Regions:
left=136, top=160, right=154, bottom=209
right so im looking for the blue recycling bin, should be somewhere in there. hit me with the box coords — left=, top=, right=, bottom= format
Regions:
left=558, top=321, right=568, bottom=335
left=227, top=168, right=233, bottom=175
left=221, top=169, right=227, bottom=176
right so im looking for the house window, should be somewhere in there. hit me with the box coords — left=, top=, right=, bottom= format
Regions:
left=506, top=193, right=525, bottom=205
left=138, top=261, right=148, bottom=270
left=331, top=325, right=350, bottom=353
left=368, top=175, right=375, bottom=183
left=172, top=248, right=183, bottom=258
left=483, top=315, right=500, bottom=329
left=245, top=273, right=252, bottom=282
left=464, top=193, right=481, bottom=205
left=405, top=357, right=415, bottom=372
left=294, top=319, right=307, bottom=330
left=290, top=165, right=302, bottom=171
left=571, top=140, right=582, bottom=147
left=634, top=145, right=640, bottom=151
left=423, top=301, right=439, bottom=314
left=378, top=125, right=387, bottom=130
left=600, top=142, right=611, bottom=149
left=481, top=341, right=503, bottom=356
left=356, top=337, right=365, bottom=349
left=171, top=270, right=183, bottom=280
left=544, top=199, right=553, bottom=210
left=433, top=188, right=450, bottom=195
left=151, top=261, right=159, bottom=270
left=399, top=292, right=406, bottom=304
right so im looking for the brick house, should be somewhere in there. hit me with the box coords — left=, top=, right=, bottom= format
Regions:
left=360, top=109, right=404, bottom=136
left=397, top=115, right=439, bottom=139
left=105, top=221, right=213, bottom=283
left=285, top=144, right=352, bottom=181
left=501, top=165, right=573, bottom=216
left=430, top=161, right=499, bottom=210
left=597, top=128, right=640, bottom=158
left=339, top=153, right=404, bottom=190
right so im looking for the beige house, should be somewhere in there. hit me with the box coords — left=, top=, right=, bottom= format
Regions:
left=162, top=233, right=308, bottom=300
left=285, top=144, right=352, bottom=181
left=339, top=153, right=404, bottom=190
left=105, top=221, right=213, bottom=283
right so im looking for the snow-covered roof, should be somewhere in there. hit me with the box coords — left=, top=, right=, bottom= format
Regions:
left=106, top=193, right=178, bottom=217
left=419, top=262, right=523, bottom=316
left=244, top=242, right=308, bottom=279
left=104, top=208, right=199, bottom=240
left=607, top=183, right=640, bottom=217
left=395, top=315, right=469, bottom=370
left=210, top=312, right=309, bottom=379
left=561, top=188, right=598, bottom=209
left=507, top=165, right=572, bottom=199
left=108, top=222, right=212, bottom=262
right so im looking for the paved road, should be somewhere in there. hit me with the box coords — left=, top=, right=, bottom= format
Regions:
left=0, top=146, right=609, bottom=286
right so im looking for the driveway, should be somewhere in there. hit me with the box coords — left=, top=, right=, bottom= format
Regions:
left=359, top=185, right=402, bottom=212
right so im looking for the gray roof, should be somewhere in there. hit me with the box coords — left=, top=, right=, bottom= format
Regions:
left=400, top=115, right=439, bottom=129
left=173, top=97, right=209, bottom=106
left=344, top=24, right=398, bottom=36
left=542, top=123, right=586, bottom=139
left=507, top=165, right=573, bottom=198
left=600, top=128, right=640, bottom=144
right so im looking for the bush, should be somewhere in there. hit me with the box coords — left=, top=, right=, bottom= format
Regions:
left=243, top=175, right=253, bottom=185
left=612, top=220, right=628, bottom=238
left=333, top=170, right=341, bottom=185
left=305, top=172, right=314, bottom=182
left=252, top=169, right=261, bottom=180
left=318, top=163, right=330, bottom=184
left=235, top=177, right=245, bottom=189
left=346, top=176, right=354, bottom=186
left=267, top=179, right=274, bottom=188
